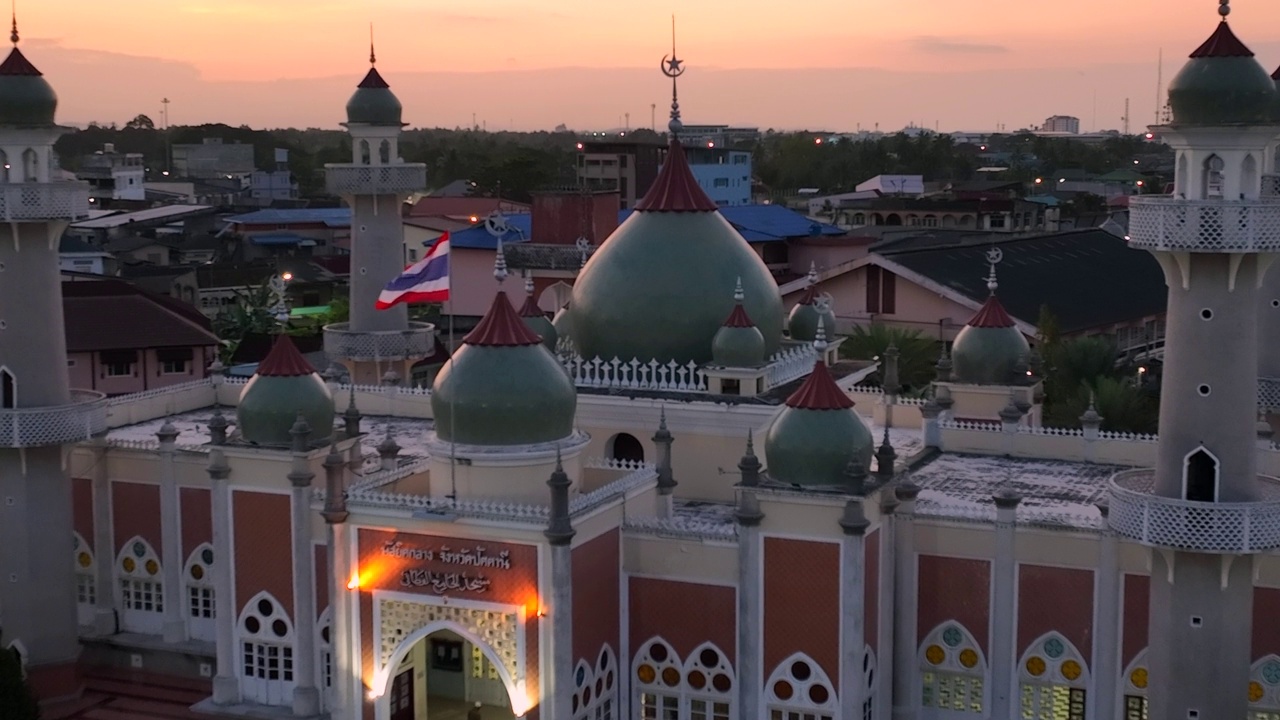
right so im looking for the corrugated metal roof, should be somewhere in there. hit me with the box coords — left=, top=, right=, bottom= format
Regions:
left=71, top=205, right=214, bottom=229
left=225, top=208, right=352, bottom=227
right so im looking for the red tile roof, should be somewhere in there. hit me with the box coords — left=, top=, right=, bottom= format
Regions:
left=796, top=284, right=819, bottom=306
left=785, top=361, right=855, bottom=410
left=967, top=294, right=1016, bottom=328
left=1273, top=65, right=1280, bottom=80
left=61, top=280, right=220, bottom=352
left=358, top=67, right=390, bottom=89
left=0, top=47, right=41, bottom=76
left=464, top=291, right=543, bottom=347
left=722, top=303, right=756, bottom=328
left=634, top=139, right=719, bottom=212
left=1189, top=21, right=1253, bottom=58
left=518, top=293, right=545, bottom=318
left=256, top=335, right=318, bottom=377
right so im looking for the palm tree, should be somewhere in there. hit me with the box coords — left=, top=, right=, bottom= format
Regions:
left=841, top=324, right=939, bottom=395
left=1046, top=376, right=1158, bottom=434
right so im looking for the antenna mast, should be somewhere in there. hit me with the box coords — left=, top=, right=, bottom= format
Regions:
left=1123, top=98, right=1130, bottom=135
left=1155, top=48, right=1163, bottom=126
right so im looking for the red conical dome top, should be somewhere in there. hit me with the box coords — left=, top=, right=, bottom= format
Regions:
left=256, top=334, right=317, bottom=377
left=785, top=361, right=855, bottom=410
left=634, top=139, right=718, bottom=212
left=967, top=294, right=1016, bottom=328
left=1189, top=20, right=1252, bottom=58
left=518, top=292, right=545, bottom=318
left=0, top=46, right=39, bottom=76
left=464, top=292, right=543, bottom=347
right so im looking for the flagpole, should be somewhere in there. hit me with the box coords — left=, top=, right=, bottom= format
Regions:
left=447, top=230, right=457, bottom=508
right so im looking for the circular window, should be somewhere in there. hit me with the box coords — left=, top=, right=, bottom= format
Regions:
left=258, top=598, right=274, bottom=616
left=648, top=643, right=668, bottom=662
left=189, top=564, right=204, bottom=580
left=809, top=684, right=829, bottom=704
left=1043, top=637, right=1064, bottom=658
left=77, top=552, right=92, bottom=568
left=959, top=648, right=979, bottom=668
left=688, top=670, right=706, bottom=690
left=636, top=664, right=655, bottom=683
left=926, top=645, right=946, bottom=665
left=942, top=626, right=963, bottom=647
left=772, top=679, right=793, bottom=700
left=1272, top=299, right=1279, bottom=308
left=1061, top=659, right=1082, bottom=681
left=791, top=660, right=811, bottom=681
left=575, top=666, right=585, bottom=687
left=661, top=667, right=680, bottom=687
left=1198, top=384, right=1211, bottom=396
left=1200, top=308, right=1213, bottom=320
left=712, top=673, right=732, bottom=692
left=360, top=267, right=368, bottom=275
left=201, top=547, right=214, bottom=565
left=321, top=626, right=330, bottom=643
left=244, top=616, right=261, bottom=634
left=271, top=619, right=288, bottom=637
left=144, top=559, right=159, bottom=575
left=1026, top=656, right=1046, bottom=676
left=700, top=648, right=720, bottom=667
left=132, top=541, right=146, bottom=558
left=1252, top=681, right=1266, bottom=702
left=1130, top=667, right=1148, bottom=689
left=121, top=557, right=136, bottom=573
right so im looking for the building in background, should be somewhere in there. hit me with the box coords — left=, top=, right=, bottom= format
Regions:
left=171, top=138, right=255, bottom=179
left=1041, top=115, right=1082, bottom=133
left=684, top=144, right=752, bottom=206
left=577, top=138, right=665, bottom=209
left=76, top=143, right=145, bottom=203
left=248, top=149, right=299, bottom=206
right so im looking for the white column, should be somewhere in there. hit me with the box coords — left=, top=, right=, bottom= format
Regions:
left=736, top=492, right=764, bottom=719
left=91, top=442, right=117, bottom=636
left=550, top=543, right=574, bottom=719
left=990, top=488, right=1022, bottom=720
left=877, top=503, right=896, bottom=720
left=329, top=523, right=354, bottom=720
left=840, top=500, right=869, bottom=720
left=157, top=423, right=186, bottom=643
left=890, top=483, right=919, bottom=720
left=208, top=449, right=240, bottom=705
left=290, top=462, right=320, bottom=716
left=1093, top=501, right=1121, bottom=720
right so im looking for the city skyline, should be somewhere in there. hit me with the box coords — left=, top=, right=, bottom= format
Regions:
left=18, top=0, right=1280, bottom=132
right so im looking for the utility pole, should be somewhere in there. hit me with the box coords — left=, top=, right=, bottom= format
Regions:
left=1123, top=98, right=1130, bottom=135
left=625, top=112, right=630, bottom=132
left=1155, top=48, right=1163, bottom=126
left=161, top=97, right=171, bottom=175
left=651, top=103, right=656, bottom=131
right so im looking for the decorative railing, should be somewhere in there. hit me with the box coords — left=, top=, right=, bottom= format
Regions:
left=560, top=355, right=709, bottom=393
left=0, top=182, right=90, bottom=222
left=323, top=322, right=437, bottom=362
left=106, top=378, right=214, bottom=405
left=1017, top=425, right=1085, bottom=437
left=571, top=465, right=658, bottom=515
left=914, top=500, right=1105, bottom=532
left=1263, top=174, right=1280, bottom=198
left=583, top=457, right=654, bottom=472
left=763, top=344, right=819, bottom=390
left=1127, top=197, right=1280, bottom=252
left=324, top=163, right=427, bottom=196
left=1107, top=469, right=1280, bottom=553
left=624, top=516, right=738, bottom=542
left=1261, top=376, right=1280, bottom=411
left=107, top=438, right=211, bottom=454
left=0, top=390, right=109, bottom=448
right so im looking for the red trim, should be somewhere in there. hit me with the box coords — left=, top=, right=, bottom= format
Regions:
left=256, top=334, right=317, bottom=377
left=967, top=294, right=1016, bottom=328
left=464, top=291, right=543, bottom=347
left=722, top=303, right=755, bottom=328
left=633, top=139, right=719, bottom=212
left=1189, top=21, right=1253, bottom=58
left=0, top=47, right=41, bottom=76
left=785, top=361, right=855, bottom=410
left=358, top=67, right=390, bottom=88
left=374, top=289, right=447, bottom=309
left=518, top=293, right=545, bottom=318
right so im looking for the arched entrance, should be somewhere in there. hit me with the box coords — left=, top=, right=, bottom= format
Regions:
left=377, top=620, right=526, bottom=720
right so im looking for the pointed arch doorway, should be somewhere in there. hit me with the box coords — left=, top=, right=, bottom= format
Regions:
left=373, top=593, right=530, bottom=720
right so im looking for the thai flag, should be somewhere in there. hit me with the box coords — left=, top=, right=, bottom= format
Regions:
left=375, top=232, right=450, bottom=309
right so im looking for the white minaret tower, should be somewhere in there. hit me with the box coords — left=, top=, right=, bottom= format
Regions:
left=0, top=16, right=100, bottom=698
left=1107, top=3, right=1280, bottom=718
left=323, top=37, right=429, bottom=385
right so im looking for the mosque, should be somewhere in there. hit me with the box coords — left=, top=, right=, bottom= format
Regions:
left=6, top=4, right=1280, bottom=720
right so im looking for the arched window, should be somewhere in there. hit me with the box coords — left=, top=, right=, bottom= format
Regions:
left=1, top=367, right=14, bottom=409
left=0, top=150, right=8, bottom=183
left=1184, top=446, right=1219, bottom=502
left=1018, top=632, right=1088, bottom=720
left=1244, top=154, right=1259, bottom=197
left=924, top=215, right=939, bottom=228
left=634, top=638, right=681, bottom=719
left=852, top=213, right=866, bottom=226
left=1122, top=649, right=1148, bottom=720
left=1204, top=155, right=1226, bottom=199
left=919, top=621, right=987, bottom=715
left=21, top=148, right=37, bottom=182
left=184, top=544, right=215, bottom=642
left=359, top=140, right=371, bottom=166
left=538, top=281, right=574, bottom=314
left=684, top=642, right=734, bottom=720
left=1176, top=154, right=1189, bottom=195
left=765, top=653, right=836, bottom=720
left=607, top=433, right=645, bottom=464
left=1249, top=655, right=1280, bottom=719
left=378, top=140, right=391, bottom=165
left=885, top=214, right=903, bottom=226
left=74, top=533, right=95, bottom=626
left=863, top=646, right=877, bottom=720
left=575, top=645, right=617, bottom=720
left=239, top=592, right=296, bottom=707
left=317, top=606, right=332, bottom=706
left=117, top=536, right=164, bottom=634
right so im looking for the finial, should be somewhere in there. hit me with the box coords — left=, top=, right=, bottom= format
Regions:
left=985, top=246, right=1003, bottom=294
left=525, top=274, right=535, bottom=297
left=807, top=261, right=817, bottom=286
left=658, top=405, right=668, bottom=432
left=733, top=276, right=744, bottom=303
left=1219, top=0, right=1230, bottom=19
left=9, top=1, right=17, bottom=46
left=369, top=23, right=376, bottom=65
left=494, top=239, right=509, bottom=283
left=661, top=14, right=686, bottom=135
left=814, top=317, right=829, bottom=354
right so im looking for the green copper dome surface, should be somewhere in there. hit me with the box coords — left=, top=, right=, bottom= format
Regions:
left=765, top=407, right=873, bottom=486
left=712, top=325, right=766, bottom=367
left=237, top=375, right=335, bottom=446
left=0, top=48, right=57, bottom=126
left=569, top=212, right=784, bottom=365
left=345, top=67, right=403, bottom=126
left=950, top=325, right=1030, bottom=385
left=788, top=303, right=837, bottom=343
left=431, top=344, right=576, bottom=445
left=522, top=315, right=558, bottom=353
left=1167, top=23, right=1274, bottom=126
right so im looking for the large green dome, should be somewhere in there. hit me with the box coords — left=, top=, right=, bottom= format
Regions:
left=237, top=336, right=335, bottom=447
left=345, top=67, right=403, bottom=126
left=1167, top=22, right=1275, bottom=126
left=0, top=47, right=57, bottom=126
left=765, top=360, right=873, bottom=486
left=570, top=143, right=783, bottom=366
left=431, top=291, right=576, bottom=445
left=950, top=295, right=1030, bottom=385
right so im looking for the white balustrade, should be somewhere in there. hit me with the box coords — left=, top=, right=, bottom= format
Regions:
left=763, top=344, right=819, bottom=390
left=0, top=182, right=90, bottom=222
left=1107, top=469, right=1280, bottom=553
left=324, top=164, right=427, bottom=196
left=1127, top=196, right=1280, bottom=252
left=323, top=322, right=437, bottom=362
left=0, top=390, right=109, bottom=448
left=1260, top=377, right=1280, bottom=411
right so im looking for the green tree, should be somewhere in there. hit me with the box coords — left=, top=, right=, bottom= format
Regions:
left=0, top=647, right=40, bottom=720
left=840, top=324, right=939, bottom=395
left=1046, top=375, right=1158, bottom=434
left=124, top=114, right=155, bottom=130
left=212, top=281, right=287, bottom=362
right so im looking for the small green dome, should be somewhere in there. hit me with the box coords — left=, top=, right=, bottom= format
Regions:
left=431, top=292, right=576, bottom=445
left=712, top=284, right=766, bottom=367
left=950, top=296, right=1030, bottom=385
left=345, top=67, right=403, bottom=126
left=764, top=361, right=873, bottom=486
left=519, top=289, right=558, bottom=352
left=236, top=336, right=335, bottom=447
left=787, top=297, right=837, bottom=343
left=1168, top=23, right=1275, bottom=126
left=0, top=48, right=57, bottom=126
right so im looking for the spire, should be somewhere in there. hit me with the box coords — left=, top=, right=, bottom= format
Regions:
left=544, top=448, right=576, bottom=545
left=343, top=384, right=362, bottom=437
left=967, top=248, right=1016, bottom=329
left=519, top=274, right=544, bottom=318
left=797, top=262, right=820, bottom=305
left=662, top=15, right=684, bottom=136
left=256, top=334, right=317, bottom=377
left=722, top=277, right=756, bottom=328
left=369, top=23, right=376, bottom=65
left=737, top=429, right=761, bottom=487
left=1189, top=1, right=1252, bottom=58
left=10, top=3, right=17, bottom=46
left=653, top=406, right=676, bottom=494
left=814, top=317, right=829, bottom=354
left=494, top=239, right=509, bottom=283
left=785, top=321, right=855, bottom=411
left=357, top=28, right=390, bottom=91
left=0, top=3, right=38, bottom=77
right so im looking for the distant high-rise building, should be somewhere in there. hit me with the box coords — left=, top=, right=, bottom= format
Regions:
left=1041, top=115, right=1082, bottom=134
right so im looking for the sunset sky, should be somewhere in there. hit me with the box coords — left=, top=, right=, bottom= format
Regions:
left=16, top=0, right=1280, bottom=132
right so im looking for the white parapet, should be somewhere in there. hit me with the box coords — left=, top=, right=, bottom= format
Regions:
left=1127, top=196, right=1280, bottom=253
left=1107, top=468, right=1280, bottom=553
left=0, top=182, right=90, bottom=222
left=323, top=321, right=437, bottom=362
left=324, top=163, right=427, bottom=196
left=0, top=390, right=109, bottom=448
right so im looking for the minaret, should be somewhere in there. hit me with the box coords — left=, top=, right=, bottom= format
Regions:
left=1106, top=4, right=1280, bottom=717
left=0, top=17, right=98, bottom=700
left=323, top=35, right=429, bottom=385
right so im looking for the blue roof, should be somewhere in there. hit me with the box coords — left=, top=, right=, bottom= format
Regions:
left=616, top=204, right=845, bottom=243
left=446, top=214, right=533, bottom=249
left=250, top=232, right=316, bottom=247
left=227, top=208, right=352, bottom=228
